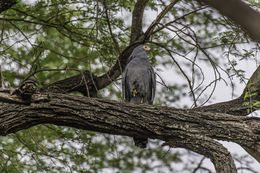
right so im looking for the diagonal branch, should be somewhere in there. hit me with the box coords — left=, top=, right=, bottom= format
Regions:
left=43, top=0, right=151, bottom=94
left=197, top=0, right=260, bottom=42
left=144, top=0, right=180, bottom=40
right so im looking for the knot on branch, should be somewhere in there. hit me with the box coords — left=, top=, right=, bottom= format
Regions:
left=14, top=80, right=37, bottom=99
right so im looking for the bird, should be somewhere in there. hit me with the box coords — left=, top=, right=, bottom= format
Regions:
left=122, top=44, right=156, bottom=148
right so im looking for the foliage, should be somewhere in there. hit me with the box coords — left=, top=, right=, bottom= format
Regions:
left=0, top=0, right=259, bottom=172
left=243, top=82, right=260, bottom=114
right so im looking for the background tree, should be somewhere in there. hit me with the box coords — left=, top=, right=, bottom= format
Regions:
left=0, top=0, right=260, bottom=172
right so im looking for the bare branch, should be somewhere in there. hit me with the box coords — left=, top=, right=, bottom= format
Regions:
left=197, top=0, right=260, bottom=42
left=102, top=0, right=121, bottom=54
left=197, top=65, right=260, bottom=116
left=144, top=0, right=180, bottom=40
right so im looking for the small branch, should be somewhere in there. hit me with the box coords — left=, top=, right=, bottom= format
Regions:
left=197, top=65, right=260, bottom=115
left=103, top=0, right=120, bottom=54
left=152, top=41, right=198, bottom=107
left=192, top=157, right=206, bottom=173
left=144, top=0, right=180, bottom=40
left=152, top=6, right=208, bottom=35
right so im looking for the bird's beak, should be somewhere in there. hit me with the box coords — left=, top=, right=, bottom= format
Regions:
left=143, top=45, right=151, bottom=52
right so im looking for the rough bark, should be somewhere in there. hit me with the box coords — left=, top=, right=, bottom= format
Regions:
left=1, top=90, right=260, bottom=172
left=2, top=66, right=260, bottom=173
left=130, top=0, right=149, bottom=43
left=198, top=0, right=260, bottom=42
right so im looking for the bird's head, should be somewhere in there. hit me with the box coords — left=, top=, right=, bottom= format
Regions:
left=142, top=45, right=151, bottom=52
left=132, top=45, right=150, bottom=53
left=129, top=44, right=150, bottom=61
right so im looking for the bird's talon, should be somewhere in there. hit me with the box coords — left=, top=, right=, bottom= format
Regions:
left=132, top=89, right=137, bottom=97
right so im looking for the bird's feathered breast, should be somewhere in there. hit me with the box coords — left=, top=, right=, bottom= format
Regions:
left=122, top=45, right=156, bottom=105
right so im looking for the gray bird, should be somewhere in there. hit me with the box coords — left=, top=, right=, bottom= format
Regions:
left=122, top=45, right=156, bottom=148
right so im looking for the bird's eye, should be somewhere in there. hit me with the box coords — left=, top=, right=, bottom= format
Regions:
left=143, top=45, right=150, bottom=52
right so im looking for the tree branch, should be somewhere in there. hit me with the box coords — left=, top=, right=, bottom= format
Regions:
left=2, top=65, right=260, bottom=172
left=42, top=0, right=151, bottom=94
left=0, top=90, right=260, bottom=169
left=130, top=0, right=149, bottom=43
left=144, top=0, right=180, bottom=40
left=195, top=65, right=260, bottom=116
left=197, top=0, right=260, bottom=42
left=0, top=0, right=16, bottom=14
left=42, top=70, right=98, bottom=97
left=166, top=135, right=237, bottom=172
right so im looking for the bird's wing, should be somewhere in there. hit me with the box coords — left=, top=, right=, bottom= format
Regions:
left=149, top=66, right=156, bottom=104
left=122, top=68, right=130, bottom=102
left=129, top=54, right=135, bottom=61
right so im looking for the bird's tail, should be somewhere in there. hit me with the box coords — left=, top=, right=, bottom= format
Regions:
left=130, top=96, right=143, bottom=104
left=133, top=137, right=147, bottom=148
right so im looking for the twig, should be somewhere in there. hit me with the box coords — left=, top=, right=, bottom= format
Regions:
left=144, top=0, right=180, bottom=40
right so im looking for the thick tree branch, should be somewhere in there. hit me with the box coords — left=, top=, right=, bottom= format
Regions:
left=2, top=65, right=260, bottom=171
left=43, top=43, right=141, bottom=95
left=42, top=70, right=98, bottom=97
left=0, top=0, right=16, bottom=13
left=198, top=0, right=260, bottom=42
left=130, top=0, right=149, bottom=43
left=166, top=135, right=237, bottom=172
left=0, top=90, right=260, bottom=170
